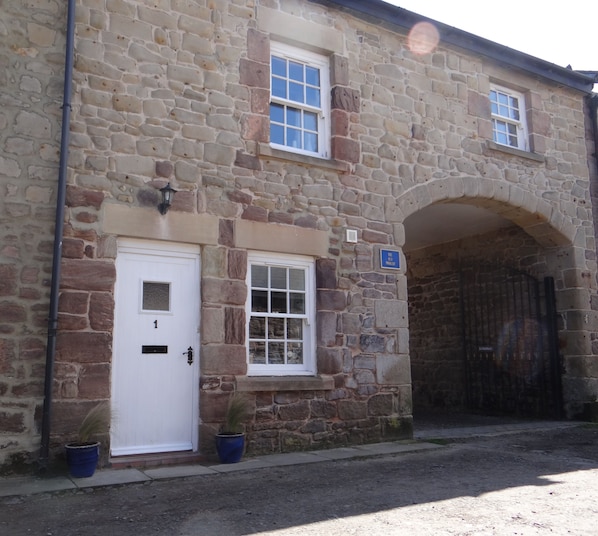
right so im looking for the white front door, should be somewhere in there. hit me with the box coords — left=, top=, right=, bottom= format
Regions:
left=111, top=239, right=200, bottom=456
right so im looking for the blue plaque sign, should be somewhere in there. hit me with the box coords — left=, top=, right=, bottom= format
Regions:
left=380, top=249, right=400, bottom=270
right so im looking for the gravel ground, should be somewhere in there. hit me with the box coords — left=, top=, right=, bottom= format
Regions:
left=1, top=424, right=597, bottom=536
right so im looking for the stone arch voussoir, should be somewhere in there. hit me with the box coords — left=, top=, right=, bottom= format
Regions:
left=398, top=178, right=574, bottom=247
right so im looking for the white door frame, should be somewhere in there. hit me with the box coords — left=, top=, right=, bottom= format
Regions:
left=111, top=238, right=200, bottom=455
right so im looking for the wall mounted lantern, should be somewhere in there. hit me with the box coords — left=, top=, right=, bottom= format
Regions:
left=158, top=183, right=176, bottom=215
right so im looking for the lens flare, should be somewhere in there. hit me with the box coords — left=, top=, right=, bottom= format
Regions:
left=407, top=22, right=440, bottom=55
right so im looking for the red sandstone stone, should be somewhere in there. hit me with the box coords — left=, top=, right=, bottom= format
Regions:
left=56, top=332, right=112, bottom=363
left=60, top=259, right=115, bottom=292
left=332, top=137, right=360, bottom=163
left=89, top=292, right=114, bottom=331
left=242, top=205, right=268, bottom=222
left=239, top=58, right=269, bottom=89
left=78, top=363, right=110, bottom=398
left=66, top=185, right=105, bottom=209
left=219, top=219, right=234, bottom=247
left=0, top=301, right=26, bottom=323
left=247, top=29, right=270, bottom=64
left=0, top=265, right=17, bottom=296
left=62, top=238, right=85, bottom=259
left=228, top=249, right=247, bottom=280
left=59, top=291, right=88, bottom=315
left=225, top=307, right=245, bottom=344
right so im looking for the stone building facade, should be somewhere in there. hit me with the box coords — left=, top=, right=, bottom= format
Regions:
left=1, top=0, right=597, bottom=469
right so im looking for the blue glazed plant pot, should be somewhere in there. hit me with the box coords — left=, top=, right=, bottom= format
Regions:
left=215, top=433, right=245, bottom=463
left=65, top=442, right=100, bottom=478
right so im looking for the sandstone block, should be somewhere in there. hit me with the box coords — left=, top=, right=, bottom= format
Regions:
left=89, top=292, right=114, bottom=331
left=78, top=363, right=111, bottom=398
left=60, top=259, right=115, bottom=292
left=0, top=265, right=17, bottom=297
left=204, top=143, right=235, bottom=166
left=225, top=307, right=245, bottom=345
left=14, top=110, right=51, bottom=138
left=200, top=344, right=247, bottom=375
left=56, top=332, right=113, bottom=363
left=376, top=354, right=411, bottom=385
left=317, top=347, right=343, bottom=374
left=337, top=399, right=367, bottom=420
left=278, top=399, right=310, bottom=421
left=317, top=289, right=346, bottom=311
left=202, top=278, right=246, bottom=306
left=239, top=58, right=269, bottom=89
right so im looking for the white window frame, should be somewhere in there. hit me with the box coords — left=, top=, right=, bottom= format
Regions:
left=246, top=252, right=316, bottom=376
left=270, top=42, right=330, bottom=159
left=489, top=84, right=529, bottom=151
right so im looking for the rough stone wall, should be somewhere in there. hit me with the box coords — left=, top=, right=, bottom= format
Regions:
left=2, top=0, right=597, bottom=467
left=0, top=0, right=66, bottom=467
left=407, top=226, right=547, bottom=411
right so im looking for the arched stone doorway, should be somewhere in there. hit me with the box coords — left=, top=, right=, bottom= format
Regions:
left=396, top=178, right=594, bottom=425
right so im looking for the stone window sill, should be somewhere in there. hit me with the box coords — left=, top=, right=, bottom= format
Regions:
left=486, top=141, right=545, bottom=163
left=236, top=375, right=335, bottom=392
left=257, top=142, right=350, bottom=173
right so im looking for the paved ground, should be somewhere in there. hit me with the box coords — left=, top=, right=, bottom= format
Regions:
left=1, top=419, right=597, bottom=535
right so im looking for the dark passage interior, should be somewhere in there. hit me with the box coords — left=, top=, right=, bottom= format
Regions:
left=406, top=224, right=563, bottom=421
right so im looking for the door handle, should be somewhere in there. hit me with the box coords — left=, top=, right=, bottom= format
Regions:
left=184, top=346, right=193, bottom=366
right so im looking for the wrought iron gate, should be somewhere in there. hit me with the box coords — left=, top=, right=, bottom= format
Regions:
left=460, top=264, right=563, bottom=418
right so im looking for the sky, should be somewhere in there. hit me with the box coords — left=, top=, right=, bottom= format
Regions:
left=384, top=0, right=597, bottom=72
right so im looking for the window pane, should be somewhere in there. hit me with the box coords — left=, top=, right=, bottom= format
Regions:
left=287, top=318, right=303, bottom=339
left=249, top=316, right=265, bottom=338
left=498, top=92, right=508, bottom=105
left=287, top=108, right=301, bottom=127
left=271, top=56, right=286, bottom=77
left=304, top=111, right=317, bottom=131
left=252, top=265, right=268, bottom=287
left=268, top=317, right=285, bottom=338
left=289, top=269, right=304, bottom=290
left=304, top=132, right=317, bottom=153
left=289, top=82, right=304, bottom=103
left=272, top=77, right=287, bottom=99
left=271, top=124, right=284, bottom=145
left=289, top=292, right=305, bottom=314
left=271, top=267, right=287, bottom=288
left=287, top=342, right=303, bottom=364
left=507, top=124, right=518, bottom=146
left=270, top=103, right=284, bottom=123
left=512, top=108, right=520, bottom=121
left=289, top=61, right=304, bottom=82
left=287, top=127, right=301, bottom=148
left=306, top=66, right=319, bottom=86
left=249, top=341, right=266, bottom=364
left=142, top=282, right=170, bottom=311
left=268, top=342, right=285, bottom=364
left=271, top=291, right=287, bottom=313
left=306, top=87, right=320, bottom=107
left=252, top=290, right=268, bottom=312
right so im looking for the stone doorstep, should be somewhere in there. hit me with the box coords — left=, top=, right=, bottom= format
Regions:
left=109, top=451, right=207, bottom=470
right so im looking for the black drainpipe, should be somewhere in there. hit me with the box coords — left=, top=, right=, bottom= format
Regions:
left=38, top=0, right=76, bottom=471
left=590, top=94, right=598, bottom=165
